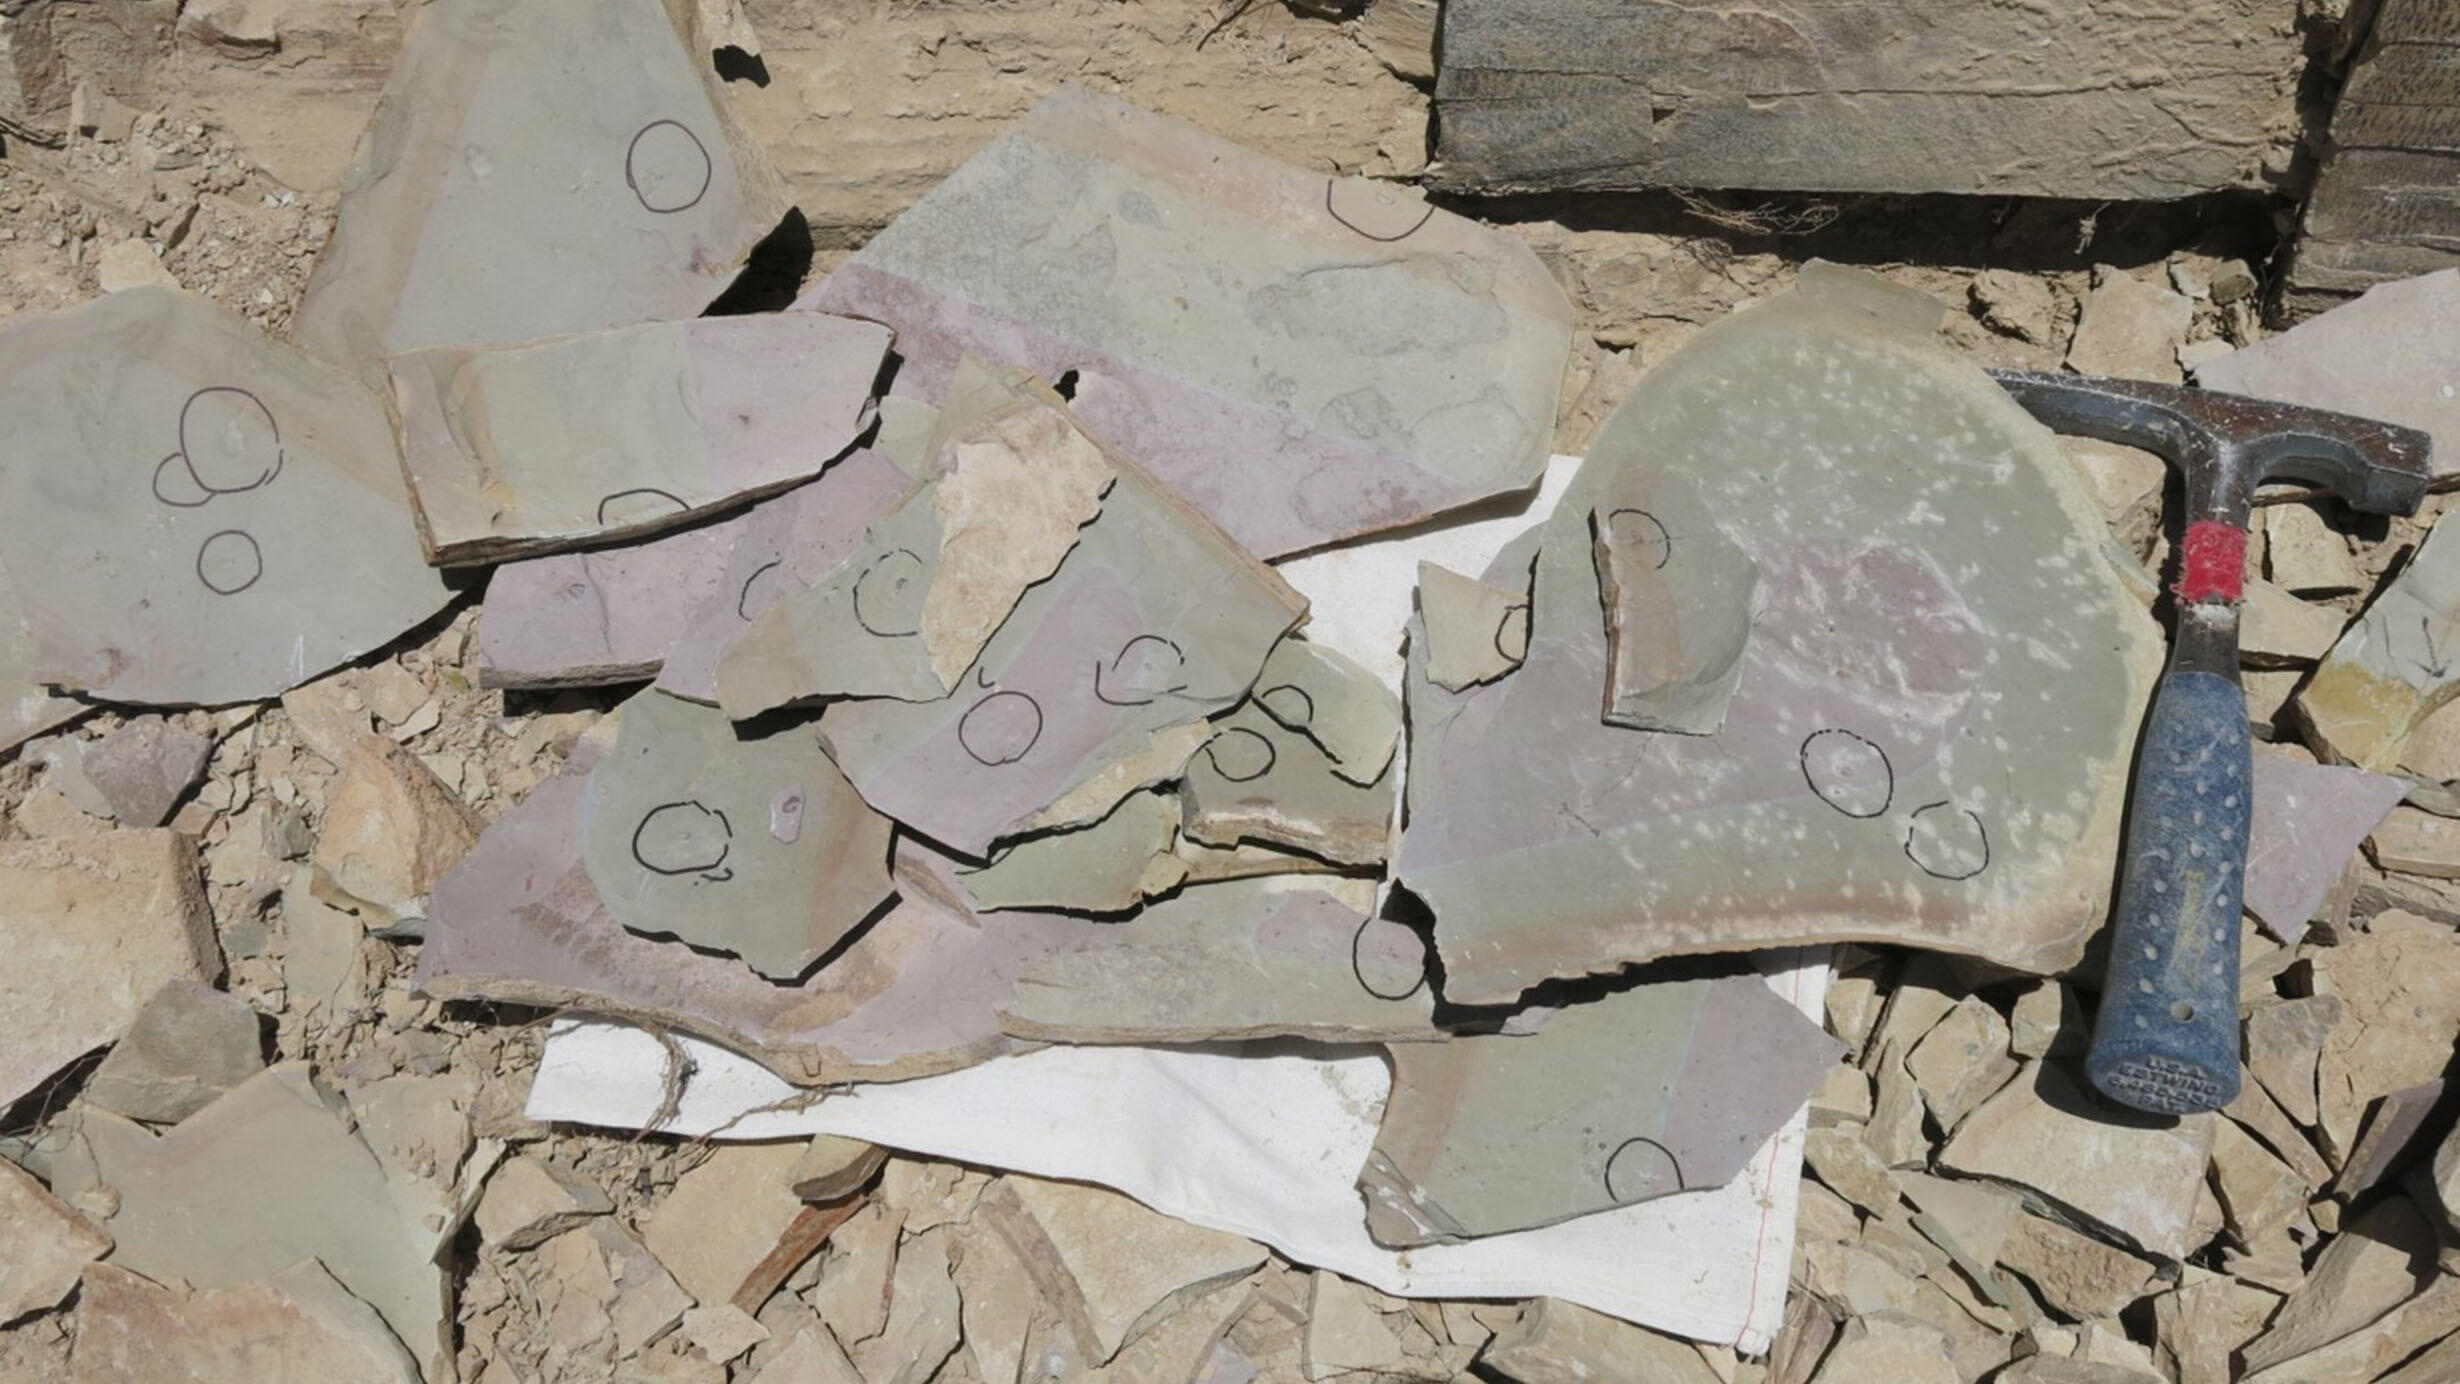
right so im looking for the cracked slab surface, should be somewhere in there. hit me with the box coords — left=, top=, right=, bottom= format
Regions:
left=578, top=688, right=894, bottom=980
left=1396, top=266, right=2161, bottom=1002
left=479, top=449, right=913, bottom=692
left=1591, top=467, right=1760, bottom=734
left=387, top=314, right=888, bottom=565
left=799, top=85, right=1572, bottom=559
left=1253, top=637, right=1402, bottom=787
left=1181, top=703, right=1396, bottom=868
left=2295, top=510, right=2460, bottom=771
left=0, top=287, right=454, bottom=706
left=290, top=0, right=790, bottom=382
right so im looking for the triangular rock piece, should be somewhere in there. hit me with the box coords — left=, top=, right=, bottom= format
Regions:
left=78, top=1064, right=457, bottom=1383
left=1357, top=973, right=1841, bottom=1246
left=1417, top=560, right=1529, bottom=693
left=0, top=287, right=453, bottom=705
left=387, top=314, right=889, bottom=565
left=1396, top=265, right=2161, bottom=1002
left=1181, top=704, right=1396, bottom=868
left=2243, top=751, right=2411, bottom=941
left=811, top=376, right=1307, bottom=858
left=800, top=85, right=1573, bottom=559
left=578, top=688, right=895, bottom=980
left=716, top=361, right=1115, bottom=710
left=290, top=0, right=790, bottom=381
left=2295, top=510, right=2460, bottom=770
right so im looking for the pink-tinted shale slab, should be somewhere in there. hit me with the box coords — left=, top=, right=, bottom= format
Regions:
left=479, top=448, right=912, bottom=691
left=799, top=86, right=1572, bottom=559
left=2243, top=751, right=2413, bottom=941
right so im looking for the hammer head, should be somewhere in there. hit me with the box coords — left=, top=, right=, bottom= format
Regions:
left=1990, top=368, right=2433, bottom=519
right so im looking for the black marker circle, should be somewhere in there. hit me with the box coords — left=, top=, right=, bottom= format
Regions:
left=596, top=488, right=690, bottom=525
left=195, top=529, right=263, bottom=595
left=1093, top=634, right=1187, bottom=706
left=1493, top=604, right=1530, bottom=663
left=1350, top=916, right=1429, bottom=1001
left=1199, top=726, right=1277, bottom=783
left=736, top=559, right=785, bottom=620
left=631, top=801, right=733, bottom=877
left=1604, top=1137, right=1684, bottom=1203
left=852, top=549, right=928, bottom=638
left=1905, top=802, right=1990, bottom=881
left=626, top=119, right=713, bottom=214
left=1258, top=683, right=1315, bottom=728
left=959, top=690, right=1042, bottom=766
left=176, top=387, right=284, bottom=495
left=1603, top=508, right=1672, bottom=570
left=1800, top=729, right=1893, bottom=819
left=1323, top=177, right=1435, bottom=243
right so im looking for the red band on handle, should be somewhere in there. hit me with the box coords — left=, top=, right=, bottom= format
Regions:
left=2174, top=520, right=2248, bottom=604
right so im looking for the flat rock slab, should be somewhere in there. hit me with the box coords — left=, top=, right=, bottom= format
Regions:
left=478, top=447, right=912, bottom=691
left=73, top=1261, right=422, bottom=1384
left=983, top=1174, right=1267, bottom=1364
left=812, top=377, right=1307, bottom=859
left=84, top=976, right=265, bottom=1124
left=388, top=314, right=888, bottom=565
left=1359, top=972, right=1841, bottom=1246
left=2199, top=271, right=2460, bottom=484
left=716, top=361, right=1114, bottom=711
left=80, top=717, right=213, bottom=827
left=1397, top=266, right=2160, bottom=1003
left=2244, top=752, right=2412, bottom=940
left=1430, top=0, right=2299, bottom=200
left=578, top=688, right=894, bottom=979
left=421, top=757, right=1431, bottom=1083
left=289, top=0, right=789, bottom=381
left=1252, top=637, right=1402, bottom=787
left=993, top=880, right=1441, bottom=1045
left=0, top=287, right=454, bottom=706
left=0, top=1156, right=111, bottom=1322
left=80, top=1063, right=456, bottom=1384
left=0, top=831, right=219, bottom=1110
left=1418, top=560, right=1529, bottom=692
left=800, top=85, right=1573, bottom=560
left=955, top=788, right=1188, bottom=914
left=1938, top=1060, right=2215, bottom=1260
left=2295, top=508, right=2460, bottom=770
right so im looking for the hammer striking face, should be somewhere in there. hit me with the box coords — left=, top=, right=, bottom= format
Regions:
left=1989, top=368, right=2431, bottom=1117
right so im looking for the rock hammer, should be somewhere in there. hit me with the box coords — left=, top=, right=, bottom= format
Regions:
left=1990, top=369, right=2432, bottom=1116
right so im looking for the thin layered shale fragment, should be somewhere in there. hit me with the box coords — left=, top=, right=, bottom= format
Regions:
left=0, top=287, right=452, bottom=706
left=291, top=0, right=791, bottom=381
left=1396, top=266, right=2162, bottom=1003
left=800, top=85, right=1573, bottom=558
left=387, top=314, right=889, bottom=565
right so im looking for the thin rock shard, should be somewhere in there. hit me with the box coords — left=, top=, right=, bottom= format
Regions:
left=1181, top=704, right=1397, bottom=869
left=995, top=880, right=1442, bottom=1045
left=578, top=689, right=894, bottom=980
left=1396, top=265, right=2161, bottom=1002
left=387, top=314, right=889, bottom=565
left=1357, top=972, right=1841, bottom=1247
left=0, top=287, right=453, bottom=706
left=800, top=85, right=1573, bottom=558
left=813, top=379, right=1307, bottom=859
left=1590, top=467, right=1761, bottom=735
left=955, top=789, right=1186, bottom=914
left=2295, top=510, right=2460, bottom=771
left=290, top=0, right=791, bottom=382
left=717, top=361, right=1113, bottom=711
